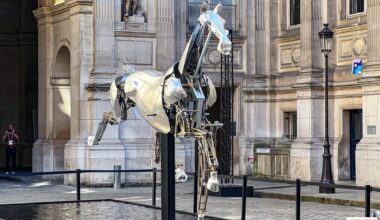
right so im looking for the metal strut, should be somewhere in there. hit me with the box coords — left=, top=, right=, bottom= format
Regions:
left=93, top=112, right=118, bottom=145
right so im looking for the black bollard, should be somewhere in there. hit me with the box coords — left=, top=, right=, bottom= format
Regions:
left=241, top=175, right=247, bottom=220
left=76, top=169, right=81, bottom=201
left=296, top=179, right=301, bottom=220
left=160, top=133, right=176, bottom=220
left=152, top=168, right=157, bottom=206
left=365, top=185, right=371, bottom=217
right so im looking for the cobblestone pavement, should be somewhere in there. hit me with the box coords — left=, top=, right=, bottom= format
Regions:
left=0, top=176, right=367, bottom=219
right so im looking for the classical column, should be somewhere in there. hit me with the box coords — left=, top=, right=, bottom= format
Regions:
left=156, top=0, right=176, bottom=71
left=92, top=0, right=115, bottom=75
left=356, top=0, right=380, bottom=187
left=290, top=0, right=325, bottom=181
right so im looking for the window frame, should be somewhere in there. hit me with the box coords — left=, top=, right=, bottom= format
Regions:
left=287, top=0, right=301, bottom=29
left=346, top=0, right=366, bottom=18
left=283, top=111, right=297, bottom=142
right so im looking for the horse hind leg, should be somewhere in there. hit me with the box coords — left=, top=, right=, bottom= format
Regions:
left=205, top=133, right=219, bottom=192
left=196, top=139, right=208, bottom=219
left=196, top=133, right=220, bottom=219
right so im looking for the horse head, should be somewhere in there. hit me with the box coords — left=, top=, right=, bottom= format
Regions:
left=198, top=1, right=232, bottom=55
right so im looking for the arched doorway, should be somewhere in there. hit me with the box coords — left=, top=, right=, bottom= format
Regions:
left=51, top=46, right=71, bottom=171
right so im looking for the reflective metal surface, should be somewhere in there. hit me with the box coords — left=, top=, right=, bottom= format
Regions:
left=92, top=1, right=232, bottom=218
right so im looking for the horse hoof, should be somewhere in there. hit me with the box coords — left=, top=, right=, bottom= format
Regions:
left=206, top=171, right=219, bottom=192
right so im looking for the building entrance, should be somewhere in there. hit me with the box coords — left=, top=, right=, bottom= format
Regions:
left=0, top=0, right=38, bottom=171
left=349, top=109, right=362, bottom=181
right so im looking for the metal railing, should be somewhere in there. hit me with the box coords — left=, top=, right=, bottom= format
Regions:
left=0, top=168, right=158, bottom=206
left=193, top=174, right=380, bottom=220
left=187, top=1, right=237, bottom=30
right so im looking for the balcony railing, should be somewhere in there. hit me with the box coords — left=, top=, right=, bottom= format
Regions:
left=187, top=1, right=237, bottom=30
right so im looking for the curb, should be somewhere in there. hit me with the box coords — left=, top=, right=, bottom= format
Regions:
left=254, top=191, right=380, bottom=209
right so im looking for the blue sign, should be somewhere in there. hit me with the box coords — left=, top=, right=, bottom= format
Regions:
left=352, top=59, right=363, bottom=75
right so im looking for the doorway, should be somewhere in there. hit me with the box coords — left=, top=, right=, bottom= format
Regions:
left=349, top=109, right=362, bottom=181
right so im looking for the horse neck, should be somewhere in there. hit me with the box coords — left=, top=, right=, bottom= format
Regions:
left=178, top=22, right=205, bottom=75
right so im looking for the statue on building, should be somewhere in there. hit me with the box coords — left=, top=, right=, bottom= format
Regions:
left=124, top=0, right=144, bottom=23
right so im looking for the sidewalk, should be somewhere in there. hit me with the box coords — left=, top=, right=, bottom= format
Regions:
left=246, top=179, right=380, bottom=209
left=0, top=176, right=368, bottom=219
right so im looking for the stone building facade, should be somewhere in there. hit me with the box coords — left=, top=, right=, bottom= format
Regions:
left=29, top=0, right=380, bottom=187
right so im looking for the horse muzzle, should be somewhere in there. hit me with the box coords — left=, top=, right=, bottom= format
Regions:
left=217, top=41, right=232, bottom=55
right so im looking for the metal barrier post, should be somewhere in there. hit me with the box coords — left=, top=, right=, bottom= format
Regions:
left=160, top=132, right=176, bottom=220
left=241, top=175, right=247, bottom=220
left=76, top=169, right=81, bottom=201
left=365, top=185, right=371, bottom=217
left=113, top=165, right=122, bottom=189
left=296, top=179, right=301, bottom=220
left=193, top=171, right=198, bottom=214
left=152, top=168, right=157, bottom=206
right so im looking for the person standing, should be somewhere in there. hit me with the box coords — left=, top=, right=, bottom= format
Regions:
left=2, top=125, right=19, bottom=174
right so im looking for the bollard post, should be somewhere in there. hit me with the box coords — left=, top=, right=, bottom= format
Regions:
left=241, top=175, right=247, bottom=220
left=76, top=169, right=81, bottom=201
left=365, top=185, right=371, bottom=217
left=113, top=165, right=122, bottom=189
left=193, top=171, right=198, bottom=214
left=296, top=179, right=301, bottom=220
left=152, top=168, right=157, bottom=206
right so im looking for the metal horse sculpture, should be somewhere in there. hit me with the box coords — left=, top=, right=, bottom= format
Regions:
left=92, top=2, right=231, bottom=218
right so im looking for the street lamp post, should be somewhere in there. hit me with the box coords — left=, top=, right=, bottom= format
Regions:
left=318, top=24, right=335, bottom=194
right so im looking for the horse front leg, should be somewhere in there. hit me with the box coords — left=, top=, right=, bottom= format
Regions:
left=92, top=112, right=118, bottom=145
left=196, top=132, right=219, bottom=219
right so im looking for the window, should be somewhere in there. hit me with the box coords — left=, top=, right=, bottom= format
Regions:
left=348, top=0, right=365, bottom=15
left=289, top=0, right=300, bottom=27
left=284, top=112, right=297, bottom=141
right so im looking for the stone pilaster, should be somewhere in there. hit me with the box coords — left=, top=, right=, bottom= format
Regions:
left=92, top=0, right=115, bottom=75
left=356, top=0, right=380, bottom=187
left=175, top=0, right=187, bottom=58
left=32, top=7, right=55, bottom=173
left=290, top=0, right=325, bottom=181
left=242, top=0, right=271, bottom=176
left=156, top=0, right=176, bottom=71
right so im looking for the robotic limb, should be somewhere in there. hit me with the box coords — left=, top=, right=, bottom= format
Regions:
left=93, top=112, right=118, bottom=145
left=195, top=123, right=221, bottom=219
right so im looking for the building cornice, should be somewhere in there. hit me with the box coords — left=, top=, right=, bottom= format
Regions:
left=115, top=31, right=157, bottom=38
left=334, top=24, right=367, bottom=34
left=33, top=7, right=52, bottom=19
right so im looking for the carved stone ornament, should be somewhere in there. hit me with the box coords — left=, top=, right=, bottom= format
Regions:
left=208, top=49, right=221, bottom=64
left=353, top=38, right=366, bottom=57
left=291, top=47, right=301, bottom=65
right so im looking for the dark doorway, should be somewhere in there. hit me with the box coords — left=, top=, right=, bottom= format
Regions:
left=0, top=0, right=38, bottom=172
left=349, top=109, right=362, bottom=181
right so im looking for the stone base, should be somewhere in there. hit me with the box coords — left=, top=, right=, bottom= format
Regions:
left=290, top=139, right=324, bottom=181
left=125, top=15, right=146, bottom=31
left=64, top=138, right=126, bottom=185
left=33, top=138, right=65, bottom=180
left=356, top=138, right=380, bottom=187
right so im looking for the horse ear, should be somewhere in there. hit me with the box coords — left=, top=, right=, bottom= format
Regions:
left=214, top=2, right=222, bottom=14
left=200, top=1, right=209, bottom=14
